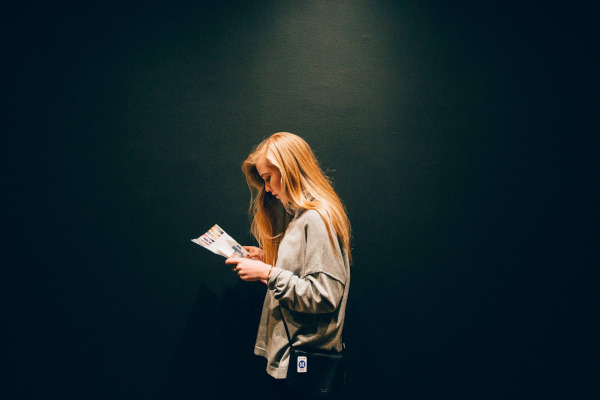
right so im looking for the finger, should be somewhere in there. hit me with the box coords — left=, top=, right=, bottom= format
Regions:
left=225, top=258, right=240, bottom=265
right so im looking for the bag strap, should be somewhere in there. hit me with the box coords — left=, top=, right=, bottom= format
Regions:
left=277, top=233, right=347, bottom=350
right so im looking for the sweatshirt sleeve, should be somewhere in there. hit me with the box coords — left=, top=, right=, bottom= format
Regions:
left=267, top=211, right=347, bottom=314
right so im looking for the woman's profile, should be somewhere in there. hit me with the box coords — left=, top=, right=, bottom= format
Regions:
left=225, top=132, right=351, bottom=399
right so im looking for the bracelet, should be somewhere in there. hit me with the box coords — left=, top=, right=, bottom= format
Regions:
left=267, top=265, right=274, bottom=280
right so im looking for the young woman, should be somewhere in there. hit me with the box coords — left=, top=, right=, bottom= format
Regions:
left=225, top=132, right=351, bottom=399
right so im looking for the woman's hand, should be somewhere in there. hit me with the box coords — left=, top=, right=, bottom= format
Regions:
left=225, top=257, right=271, bottom=282
left=243, top=246, right=265, bottom=261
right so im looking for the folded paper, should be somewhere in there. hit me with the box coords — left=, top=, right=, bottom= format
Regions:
left=191, top=224, right=249, bottom=259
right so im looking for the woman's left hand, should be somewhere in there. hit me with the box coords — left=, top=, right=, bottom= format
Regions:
left=225, top=257, right=271, bottom=282
left=243, top=246, right=264, bottom=261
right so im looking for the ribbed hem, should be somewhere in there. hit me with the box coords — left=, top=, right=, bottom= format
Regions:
left=255, top=346, right=289, bottom=379
left=254, top=346, right=267, bottom=357
left=266, top=364, right=288, bottom=379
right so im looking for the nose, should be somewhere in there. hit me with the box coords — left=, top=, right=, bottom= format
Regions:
left=265, top=182, right=271, bottom=192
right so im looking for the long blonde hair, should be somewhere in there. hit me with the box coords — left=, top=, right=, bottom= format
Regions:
left=242, top=132, right=352, bottom=266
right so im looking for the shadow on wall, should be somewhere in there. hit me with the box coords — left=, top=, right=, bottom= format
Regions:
left=160, top=280, right=383, bottom=399
left=160, top=281, right=267, bottom=399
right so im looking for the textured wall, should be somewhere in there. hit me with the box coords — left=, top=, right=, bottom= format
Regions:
left=5, top=1, right=595, bottom=399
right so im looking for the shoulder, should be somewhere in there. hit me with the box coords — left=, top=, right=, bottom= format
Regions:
left=296, top=209, right=326, bottom=227
left=294, top=209, right=330, bottom=238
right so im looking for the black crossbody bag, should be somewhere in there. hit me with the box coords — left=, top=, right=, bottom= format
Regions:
left=281, top=309, right=346, bottom=398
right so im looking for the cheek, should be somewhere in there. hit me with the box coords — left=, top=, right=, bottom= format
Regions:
left=272, top=175, right=281, bottom=190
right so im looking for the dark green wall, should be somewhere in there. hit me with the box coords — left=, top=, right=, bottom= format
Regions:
left=5, top=1, right=595, bottom=399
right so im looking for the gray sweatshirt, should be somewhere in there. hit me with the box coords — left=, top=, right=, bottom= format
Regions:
left=254, top=209, right=350, bottom=379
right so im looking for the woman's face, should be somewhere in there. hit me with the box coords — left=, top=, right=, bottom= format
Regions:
left=256, top=157, right=288, bottom=204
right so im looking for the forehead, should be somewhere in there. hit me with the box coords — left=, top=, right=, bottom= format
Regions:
left=255, top=157, right=273, bottom=176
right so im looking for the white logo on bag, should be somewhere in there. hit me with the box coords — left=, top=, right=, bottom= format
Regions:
left=297, top=356, right=307, bottom=373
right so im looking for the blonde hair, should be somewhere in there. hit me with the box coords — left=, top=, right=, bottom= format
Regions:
left=242, top=132, right=352, bottom=266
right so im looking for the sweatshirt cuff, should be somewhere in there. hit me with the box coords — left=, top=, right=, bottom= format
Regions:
left=267, top=267, right=283, bottom=289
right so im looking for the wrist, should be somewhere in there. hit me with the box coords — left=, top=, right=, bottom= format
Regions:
left=266, top=265, right=274, bottom=281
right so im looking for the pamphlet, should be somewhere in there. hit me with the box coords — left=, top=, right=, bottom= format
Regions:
left=191, top=224, right=249, bottom=259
